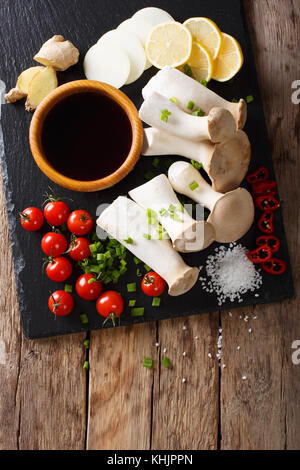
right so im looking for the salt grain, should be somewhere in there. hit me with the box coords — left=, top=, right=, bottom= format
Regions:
left=182, top=378, right=186, bottom=383
left=242, top=375, right=247, bottom=380
left=163, top=348, right=167, bottom=353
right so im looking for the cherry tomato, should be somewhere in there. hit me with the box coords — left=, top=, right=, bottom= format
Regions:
left=141, top=272, right=166, bottom=297
left=67, top=210, right=93, bottom=236
left=76, top=273, right=102, bottom=301
left=48, top=290, right=74, bottom=316
left=45, top=256, right=72, bottom=282
left=44, top=201, right=70, bottom=226
left=41, top=232, right=67, bottom=257
left=20, top=207, right=44, bottom=232
left=96, top=291, right=124, bottom=326
left=68, top=237, right=90, bottom=261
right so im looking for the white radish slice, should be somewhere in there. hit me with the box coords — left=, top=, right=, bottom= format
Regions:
left=98, top=29, right=146, bottom=84
left=117, top=18, right=153, bottom=70
left=132, top=7, right=174, bottom=27
left=83, top=43, right=130, bottom=89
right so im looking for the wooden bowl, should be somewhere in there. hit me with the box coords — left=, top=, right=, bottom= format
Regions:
left=29, top=80, right=144, bottom=192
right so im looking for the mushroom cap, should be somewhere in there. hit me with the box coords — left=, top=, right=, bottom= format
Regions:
left=168, top=266, right=199, bottom=296
left=208, top=188, right=254, bottom=243
left=174, top=220, right=215, bottom=253
left=207, top=107, right=236, bottom=143
left=207, top=130, right=251, bottom=193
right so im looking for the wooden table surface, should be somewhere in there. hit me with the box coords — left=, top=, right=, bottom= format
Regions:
left=0, top=0, right=299, bottom=450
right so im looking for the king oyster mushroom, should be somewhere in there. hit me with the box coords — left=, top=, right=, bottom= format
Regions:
left=142, top=127, right=251, bottom=193
left=168, top=161, right=254, bottom=243
left=142, top=67, right=247, bottom=130
left=97, top=196, right=199, bottom=296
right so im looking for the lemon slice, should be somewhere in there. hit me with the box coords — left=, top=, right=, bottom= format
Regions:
left=146, top=21, right=192, bottom=69
left=212, top=32, right=244, bottom=82
left=183, top=17, right=222, bottom=60
left=179, top=42, right=213, bottom=82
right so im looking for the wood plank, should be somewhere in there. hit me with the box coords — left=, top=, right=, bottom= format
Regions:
left=87, top=323, right=155, bottom=450
left=220, top=0, right=300, bottom=450
left=151, top=313, right=220, bottom=450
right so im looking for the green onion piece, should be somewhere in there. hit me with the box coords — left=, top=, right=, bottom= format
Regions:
left=246, top=94, right=254, bottom=103
left=191, top=160, right=203, bottom=170
left=159, top=208, right=168, bottom=217
left=152, top=297, right=161, bottom=307
left=119, top=266, right=127, bottom=275
left=124, top=237, right=134, bottom=244
left=64, top=284, right=72, bottom=293
left=127, top=282, right=137, bottom=293
left=147, top=208, right=157, bottom=226
left=80, top=314, right=89, bottom=324
left=145, top=171, right=155, bottom=180
left=200, top=79, right=208, bottom=87
left=192, top=108, right=205, bottom=117
left=183, top=64, right=193, bottom=77
left=189, top=181, right=199, bottom=191
left=170, top=212, right=182, bottom=222
left=83, top=339, right=90, bottom=349
left=143, top=357, right=153, bottom=368
left=143, top=233, right=151, bottom=240
left=129, top=300, right=136, bottom=307
left=131, top=307, right=145, bottom=317
left=160, top=109, right=172, bottom=122
left=152, top=157, right=160, bottom=168
left=136, top=268, right=142, bottom=277
left=89, top=243, right=98, bottom=253
left=88, top=277, right=96, bottom=285
left=169, top=96, right=177, bottom=103
left=134, top=256, right=141, bottom=265
left=83, top=361, right=89, bottom=371
left=168, top=204, right=176, bottom=213
left=232, top=98, right=239, bottom=103
left=187, top=100, right=195, bottom=111
left=178, top=204, right=184, bottom=213
left=120, top=259, right=127, bottom=266
left=144, top=264, right=151, bottom=272
left=162, top=357, right=171, bottom=368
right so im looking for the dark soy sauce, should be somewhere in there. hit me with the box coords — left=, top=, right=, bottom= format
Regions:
left=41, top=92, right=133, bottom=181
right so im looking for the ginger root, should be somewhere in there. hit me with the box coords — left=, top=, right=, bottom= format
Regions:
left=5, top=88, right=26, bottom=103
left=34, top=35, right=80, bottom=71
left=25, top=66, right=58, bottom=112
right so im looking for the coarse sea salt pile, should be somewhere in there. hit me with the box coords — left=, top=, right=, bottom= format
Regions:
left=199, top=244, right=263, bottom=306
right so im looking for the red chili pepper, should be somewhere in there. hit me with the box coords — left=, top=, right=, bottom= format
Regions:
left=247, top=166, right=269, bottom=184
left=247, top=244, right=272, bottom=264
left=257, top=211, right=274, bottom=234
left=251, top=180, right=277, bottom=196
left=261, top=258, right=287, bottom=275
left=255, top=194, right=280, bottom=211
left=256, top=235, right=280, bottom=253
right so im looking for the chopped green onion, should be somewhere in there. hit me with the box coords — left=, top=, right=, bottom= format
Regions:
left=178, top=204, right=184, bottom=213
left=192, top=108, right=205, bottom=117
left=168, top=204, right=176, bottom=213
left=134, top=256, right=141, bottom=265
left=127, top=282, right=137, bottom=293
left=120, top=259, right=127, bottom=266
left=143, top=233, right=151, bottom=240
left=187, top=100, right=195, bottom=111
left=88, top=277, right=96, bottom=285
left=183, top=64, right=192, bottom=77
left=144, top=264, right=151, bottom=272
left=64, top=284, right=72, bottom=293
left=80, top=314, right=89, bottom=324
left=162, top=357, right=171, bottom=368
left=136, top=268, right=142, bottom=277
left=170, top=212, right=182, bottom=222
left=129, top=300, right=136, bottom=307
left=169, top=96, right=177, bottom=103
left=159, top=208, right=168, bottom=217
left=143, top=357, right=153, bottom=368
left=156, top=225, right=168, bottom=240
left=200, top=79, right=208, bottom=87
left=124, top=237, right=133, bottom=244
left=83, top=339, right=90, bottom=349
left=189, top=181, right=199, bottom=191
left=246, top=94, right=254, bottom=103
left=145, top=171, right=155, bottom=180
left=83, top=361, right=89, bottom=371
left=89, top=243, right=98, bottom=253
left=147, top=208, right=157, bottom=226
left=152, top=297, right=161, bottom=307
left=191, top=160, right=203, bottom=170
left=131, top=307, right=145, bottom=317
left=152, top=157, right=160, bottom=168
left=232, top=98, right=239, bottom=103
left=160, top=109, right=172, bottom=122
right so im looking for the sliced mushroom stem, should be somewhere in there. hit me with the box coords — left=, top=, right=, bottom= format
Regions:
left=142, top=128, right=251, bottom=192
left=129, top=175, right=215, bottom=253
left=139, top=92, right=236, bottom=143
left=168, top=161, right=254, bottom=243
left=96, top=196, right=199, bottom=296
left=142, top=67, right=247, bottom=129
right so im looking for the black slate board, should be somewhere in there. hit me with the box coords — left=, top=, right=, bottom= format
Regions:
left=0, top=0, right=294, bottom=339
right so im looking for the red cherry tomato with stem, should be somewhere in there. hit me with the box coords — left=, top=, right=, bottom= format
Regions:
left=96, top=291, right=124, bottom=327
left=20, top=207, right=44, bottom=232
left=41, top=232, right=68, bottom=257
left=76, top=273, right=102, bottom=301
left=67, top=210, right=93, bottom=236
left=44, top=201, right=70, bottom=226
left=48, top=291, right=74, bottom=316
left=68, top=237, right=91, bottom=261
left=45, top=256, right=72, bottom=282
left=141, top=272, right=166, bottom=297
